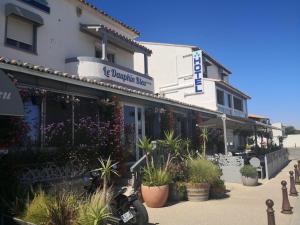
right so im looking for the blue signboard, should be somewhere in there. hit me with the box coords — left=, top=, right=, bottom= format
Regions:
left=192, top=50, right=204, bottom=94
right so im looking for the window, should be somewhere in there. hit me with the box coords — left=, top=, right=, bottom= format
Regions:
left=233, top=97, right=243, bottom=111
left=227, top=94, right=232, bottom=108
left=6, top=15, right=36, bottom=53
left=217, top=89, right=224, bottom=105
left=95, top=49, right=115, bottom=63
left=19, top=0, right=50, bottom=13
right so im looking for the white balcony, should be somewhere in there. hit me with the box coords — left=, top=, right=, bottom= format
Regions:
left=218, top=105, right=247, bottom=118
left=65, top=57, right=154, bottom=93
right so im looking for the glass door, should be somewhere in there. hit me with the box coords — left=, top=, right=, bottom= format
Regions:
left=123, top=105, right=145, bottom=161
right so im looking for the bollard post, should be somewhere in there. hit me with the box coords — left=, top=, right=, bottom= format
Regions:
left=298, top=160, right=300, bottom=174
left=294, top=165, right=300, bottom=185
left=281, top=180, right=293, bottom=214
left=289, top=171, right=298, bottom=196
left=266, top=199, right=276, bottom=225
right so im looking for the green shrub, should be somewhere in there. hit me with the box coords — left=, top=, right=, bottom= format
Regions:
left=142, top=167, right=171, bottom=187
left=46, top=192, right=79, bottom=225
left=176, top=182, right=187, bottom=201
left=187, top=157, right=221, bottom=184
left=210, top=179, right=226, bottom=199
left=22, top=190, right=50, bottom=225
left=211, top=179, right=226, bottom=190
left=240, top=165, right=257, bottom=178
left=23, top=190, right=79, bottom=225
left=77, top=189, right=111, bottom=225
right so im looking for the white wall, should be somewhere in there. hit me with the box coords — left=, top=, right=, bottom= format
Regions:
left=134, top=43, right=193, bottom=93
left=283, top=134, right=300, bottom=148
left=162, top=78, right=218, bottom=111
left=134, top=42, right=249, bottom=116
left=272, top=122, right=284, bottom=146
left=0, top=0, right=135, bottom=72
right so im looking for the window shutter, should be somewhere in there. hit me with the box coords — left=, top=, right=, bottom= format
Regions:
left=7, top=16, right=33, bottom=45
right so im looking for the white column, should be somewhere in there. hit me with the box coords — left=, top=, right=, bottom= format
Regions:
left=221, top=114, right=228, bottom=155
left=101, top=33, right=107, bottom=61
left=144, top=54, right=148, bottom=75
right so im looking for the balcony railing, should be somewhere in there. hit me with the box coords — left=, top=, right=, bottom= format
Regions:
left=218, top=105, right=247, bottom=118
left=65, top=56, right=154, bottom=93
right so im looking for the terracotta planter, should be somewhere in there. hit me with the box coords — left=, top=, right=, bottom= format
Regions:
left=141, top=184, right=169, bottom=208
left=186, top=183, right=210, bottom=202
left=241, top=175, right=258, bottom=186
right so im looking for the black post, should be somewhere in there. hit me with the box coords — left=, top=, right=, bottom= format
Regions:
left=281, top=180, right=293, bottom=214
left=266, top=199, right=276, bottom=225
left=289, top=171, right=298, bottom=196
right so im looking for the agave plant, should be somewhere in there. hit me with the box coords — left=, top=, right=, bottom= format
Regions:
left=92, top=156, right=119, bottom=202
left=162, top=130, right=181, bottom=171
left=138, top=136, right=154, bottom=169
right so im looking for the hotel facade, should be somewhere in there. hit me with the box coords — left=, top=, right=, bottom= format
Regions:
left=0, top=0, right=226, bottom=163
left=0, top=0, right=275, bottom=162
left=134, top=42, right=255, bottom=152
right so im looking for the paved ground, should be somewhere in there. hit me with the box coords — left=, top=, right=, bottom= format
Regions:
left=147, top=160, right=300, bottom=225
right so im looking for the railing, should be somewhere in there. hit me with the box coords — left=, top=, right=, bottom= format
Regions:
left=208, top=154, right=245, bottom=184
left=130, top=141, right=157, bottom=192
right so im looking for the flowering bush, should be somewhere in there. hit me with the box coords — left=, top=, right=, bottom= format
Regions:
left=44, top=120, right=72, bottom=147
left=44, top=96, right=123, bottom=161
left=0, top=116, right=29, bottom=148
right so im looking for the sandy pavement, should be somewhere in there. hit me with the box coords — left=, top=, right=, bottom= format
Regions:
left=147, top=161, right=300, bottom=225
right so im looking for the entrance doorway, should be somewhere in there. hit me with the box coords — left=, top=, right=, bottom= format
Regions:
left=123, top=104, right=145, bottom=161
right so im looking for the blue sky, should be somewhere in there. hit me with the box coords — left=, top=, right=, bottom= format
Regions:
left=90, top=0, right=300, bottom=128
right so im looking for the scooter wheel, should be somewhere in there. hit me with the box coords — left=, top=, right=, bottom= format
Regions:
left=132, top=200, right=149, bottom=225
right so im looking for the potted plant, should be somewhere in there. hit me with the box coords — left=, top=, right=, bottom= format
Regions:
left=186, top=157, right=221, bottom=202
left=210, top=179, right=226, bottom=199
left=138, top=137, right=171, bottom=208
left=141, top=167, right=171, bottom=208
left=240, top=165, right=258, bottom=186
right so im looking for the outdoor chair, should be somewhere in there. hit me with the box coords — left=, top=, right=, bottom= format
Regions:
left=249, top=157, right=264, bottom=179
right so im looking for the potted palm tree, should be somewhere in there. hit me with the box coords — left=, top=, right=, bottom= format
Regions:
left=240, top=165, right=258, bottom=186
left=186, top=156, right=221, bottom=201
left=138, top=137, right=171, bottom=208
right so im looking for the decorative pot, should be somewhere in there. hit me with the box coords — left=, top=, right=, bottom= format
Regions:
left=185, top=183, right=210, bottom=202
left=241, top=175, right=258, bottom=186
left=210, top=187, right=225, bottom=199
left=141, top=184, right=169, bottom=208
left=168, top=183, right=179, bottom=202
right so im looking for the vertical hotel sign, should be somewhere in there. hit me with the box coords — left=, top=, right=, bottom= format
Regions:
left=192, top=50, right=204, bottom=93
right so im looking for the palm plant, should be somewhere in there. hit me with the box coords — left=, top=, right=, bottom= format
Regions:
left=200, top=128, right=208, bottom=157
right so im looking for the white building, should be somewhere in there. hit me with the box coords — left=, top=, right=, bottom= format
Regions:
left=134, top=42, right=251, bottom=152
left=272, top=122, right=285, bottom=146
left=0, top=0, right=223, bottom=161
